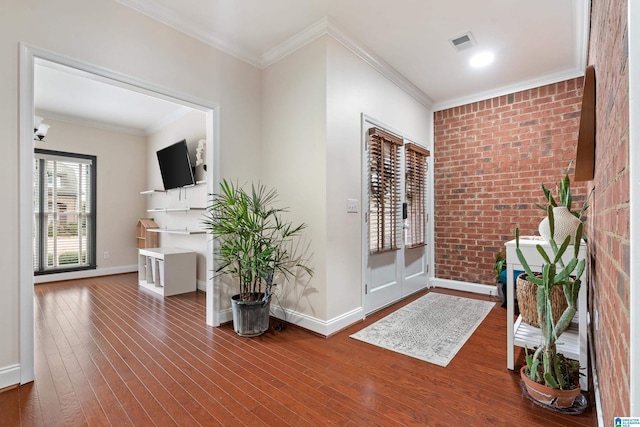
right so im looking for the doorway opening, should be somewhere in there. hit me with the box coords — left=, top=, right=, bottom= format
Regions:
left=19, top=44, right=220, bottom=384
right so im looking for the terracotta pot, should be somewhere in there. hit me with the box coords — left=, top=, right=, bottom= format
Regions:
left=520, top=366, right=581, bottom=409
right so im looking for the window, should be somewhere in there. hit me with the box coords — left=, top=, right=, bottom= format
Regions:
left=367, top=127, right=403, bottom=254
left=405, top=143, right=430, bottom=248
left=34, top=149, right=97, bottom=275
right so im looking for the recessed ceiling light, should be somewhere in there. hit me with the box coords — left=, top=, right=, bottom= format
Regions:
left=470, top=51, right=494, bottom=68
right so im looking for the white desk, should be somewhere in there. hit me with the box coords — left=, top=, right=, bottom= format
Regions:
left=505, top=237, right=588, bottom=390
left=138, top=247, right=196, bottom=296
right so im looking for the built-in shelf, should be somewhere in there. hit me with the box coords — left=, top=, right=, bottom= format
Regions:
left=147, top=228, right=206, bottom=235
left=140, top=189, right=166, bottom=195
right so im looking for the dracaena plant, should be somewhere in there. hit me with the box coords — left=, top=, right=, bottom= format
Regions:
left=202, top=179, right=313, bottom=302
left=515, top=206, right=585, bottom=390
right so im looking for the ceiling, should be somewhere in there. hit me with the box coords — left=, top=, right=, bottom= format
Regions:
left=35, top=0, right=589, bottom=134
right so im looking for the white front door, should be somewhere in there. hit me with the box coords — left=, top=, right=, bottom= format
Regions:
left=363, top=119, right=430, bottom=314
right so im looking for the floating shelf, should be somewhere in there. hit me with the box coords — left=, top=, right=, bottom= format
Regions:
left=147, top=228, right=206, bottom=235
left=147, top=207, right=206, bottom=213
left=140, top=189, right=166, bottom=195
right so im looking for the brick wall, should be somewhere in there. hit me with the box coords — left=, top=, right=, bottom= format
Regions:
left=587, top=0, right=630, bottom=421
left=434, top=80, right=588, bottom=286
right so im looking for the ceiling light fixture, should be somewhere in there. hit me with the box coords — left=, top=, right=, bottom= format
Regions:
left=469, top=51, right=495, bottom=68
left=34, top=116, right=50, bottom=141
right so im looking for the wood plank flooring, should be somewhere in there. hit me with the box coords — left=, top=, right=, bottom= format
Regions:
left=0, top=273, right=596, bottom=426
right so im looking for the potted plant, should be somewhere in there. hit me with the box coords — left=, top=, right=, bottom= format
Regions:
left=536, top=164, right=591, bottom=245
left=202, top=179, right=313, bottom=337
left=514, top=207, right=586, bottom=409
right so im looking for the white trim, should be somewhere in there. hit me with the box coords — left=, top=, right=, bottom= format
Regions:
left=219, top=305, right=364, bottom=337
left=33, top=266, right=137, bottom=284
left=35, top=109, right=146, bottom=136
left=0, top=364, right=21, bottom=390
left=589, top=329, right=605, bottom=427
left=430, top=278, right=499, bottom=297
left=113, top=0, right=261, bottom=68
left=111, top=4, right=435, bottom=110
left=432, top=67, right=585, bottom=111
left=326, top=21, right=434, bottom=109
left=432, top=1, right=590, bottom=111
left=206, top=107, right=220, bottom=327
left=20, top=44, right=221, bottom=385
left=19, top=44, right=35, bottom=385
left=575, top=0, right=591, bottom=72
left=261, top=18, right=328, bottom=68
left=629, top=0, right=640, bottom=416
left=273, top=307, right=365, bottom=337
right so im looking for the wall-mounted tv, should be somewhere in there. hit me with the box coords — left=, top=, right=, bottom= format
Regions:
left=156, top=139, right=195, bottom=190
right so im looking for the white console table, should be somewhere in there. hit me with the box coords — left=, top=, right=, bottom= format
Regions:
left=505, top=237, right=588, bottom=390
left=138, top=247, right=196, bottom=296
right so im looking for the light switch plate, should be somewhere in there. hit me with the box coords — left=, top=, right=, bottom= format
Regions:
left=347, top=198, right=359, bottom=213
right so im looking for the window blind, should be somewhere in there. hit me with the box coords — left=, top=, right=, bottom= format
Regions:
left=367, top=127, right=403, bottom=254
left=404, top=143, right=430, bottom=248
left=34, top=149, right=97, bottom=274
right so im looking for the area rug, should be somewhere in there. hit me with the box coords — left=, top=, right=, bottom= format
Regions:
left=350, top=293, right=495, bottom=367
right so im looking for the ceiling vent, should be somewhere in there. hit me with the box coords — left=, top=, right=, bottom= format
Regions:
left=449, top=32, right=476, bottom=52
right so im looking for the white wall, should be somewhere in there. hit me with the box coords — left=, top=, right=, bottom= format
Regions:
left=33, top=119, right=147, bottom=279
left=261, top=35, right=432, bottom=332
left=146, top=110, right=209, bottom=287
left=261, top=37, right=328, bottom=321
left=325, top=37, right=433, bottom=320
left=0, top=0, right=261, bottom=387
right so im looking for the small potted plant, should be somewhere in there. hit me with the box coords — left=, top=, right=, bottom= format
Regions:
left=515, top=208, right=585, bottom=408
left=202, top=179, right=313, bottom=337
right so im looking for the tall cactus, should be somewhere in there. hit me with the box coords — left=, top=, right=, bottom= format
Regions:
left=515, top=205, right=585, bottom=389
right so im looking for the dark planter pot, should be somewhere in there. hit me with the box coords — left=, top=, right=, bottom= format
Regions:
left=520, top=366, right=581, bottom=409
left=231, top=293, right=271, bottom=337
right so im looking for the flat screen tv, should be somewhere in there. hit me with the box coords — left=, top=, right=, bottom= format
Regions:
left=156, top=139, right=195, bottom=190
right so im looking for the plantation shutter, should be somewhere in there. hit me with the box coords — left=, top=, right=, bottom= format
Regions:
left=404, top=143, right=430, bottom=248
left=368, top=127, right=403, bottom=254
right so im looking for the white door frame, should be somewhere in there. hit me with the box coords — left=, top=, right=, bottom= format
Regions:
left=360, top=113, right=431, bottom=314
left=19, top=44, right=221, bottom=384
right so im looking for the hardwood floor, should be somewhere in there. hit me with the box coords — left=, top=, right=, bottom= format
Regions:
left=0, top=273, right=596, bottom=426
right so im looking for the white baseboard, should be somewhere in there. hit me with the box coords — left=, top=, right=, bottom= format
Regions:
left=219, top=304, right=365, bottom=337
left=0, top=364, right=20, bottom=390
left=430, top=277, right=498, bottom=296
left=34, top=265, right=138, bottom=284
left=271, top=305, right=365, bottom=336
left=589, top=329, right=605, bottom=427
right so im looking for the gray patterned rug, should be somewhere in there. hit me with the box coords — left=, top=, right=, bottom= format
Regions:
left=350, top=293, right=495, bottom=367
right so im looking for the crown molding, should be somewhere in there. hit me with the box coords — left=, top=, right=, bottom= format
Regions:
left=433, top=0, right=590, bottom=111
left=261, top=17, right=434, bottom=109
left=261, top=17, right=329, bottom=68
left=325, top=20, right=434, bottom=109
left=144, top=106, right=192, bottom=135
left=37, top=109, right=147, bottom=136
left=575, top=0, right=591, bottom=71
left=37, top=106, right=193, bottom=137
left=114, top=0, right=262, bottom=68
left=115, top=1, right=434, bottom=109
left=432, top=66, right=585, bottom=111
